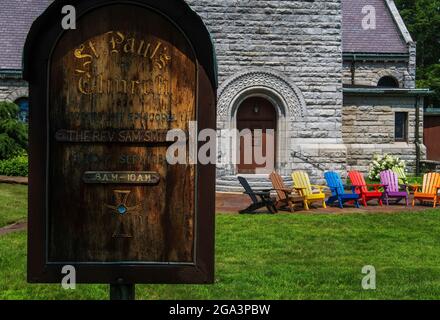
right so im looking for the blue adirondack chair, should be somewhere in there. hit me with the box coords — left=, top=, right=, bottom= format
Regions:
left=324, top=171, right=360, bottom=208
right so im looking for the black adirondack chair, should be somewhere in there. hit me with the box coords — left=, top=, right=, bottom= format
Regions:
left=238, top=176, right=277, bottom=214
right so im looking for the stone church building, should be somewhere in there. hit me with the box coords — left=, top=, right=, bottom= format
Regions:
left=0, top=0, right=431, bottom=191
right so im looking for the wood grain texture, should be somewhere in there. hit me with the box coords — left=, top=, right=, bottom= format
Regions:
left=48, top=4, right=196, bottom=263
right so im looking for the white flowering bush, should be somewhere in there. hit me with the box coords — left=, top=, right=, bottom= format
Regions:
left=368, top=154, right=406, bottom=181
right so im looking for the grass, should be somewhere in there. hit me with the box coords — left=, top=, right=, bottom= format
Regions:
left=2, top=210, right=440, bottom=300
left=0, top=183, right=27, bottom=228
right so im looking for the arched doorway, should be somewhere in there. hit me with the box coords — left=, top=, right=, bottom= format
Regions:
left=237, top=97, right=277, bottom=174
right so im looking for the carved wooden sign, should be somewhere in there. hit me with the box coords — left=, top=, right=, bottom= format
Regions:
left=24, top=0, right=216, bottom=284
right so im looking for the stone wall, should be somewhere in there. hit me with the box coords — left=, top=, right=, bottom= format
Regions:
left=185, top=0, right=347, bottom=181
left=342, top=60, right=415, bottom=89
left=343, top=94, right=425, bottom=174
left=0, top=78, right=28, bottom=102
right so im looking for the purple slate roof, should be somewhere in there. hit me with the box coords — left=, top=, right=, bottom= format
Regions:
left=0, top=0, right=410, bottom=70
left=342, top=0, right=408, bottom=54
left=0, top=0, right=52, bottom=70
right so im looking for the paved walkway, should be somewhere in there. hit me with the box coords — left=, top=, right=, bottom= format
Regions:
left=216, top=192, right=433, bottom=214
left=0, top=176, right=28, bottom=185
left=0, top=222, right=27, bottom=236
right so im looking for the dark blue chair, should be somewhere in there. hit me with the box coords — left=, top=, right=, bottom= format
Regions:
left=324, top=171, right=360, bottom=208
left=238, top=176, right=277, bottom=214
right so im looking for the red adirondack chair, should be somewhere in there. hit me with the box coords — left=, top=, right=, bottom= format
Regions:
left=348, top=171, right=384, bottom=207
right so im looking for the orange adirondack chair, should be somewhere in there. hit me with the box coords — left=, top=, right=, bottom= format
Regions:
left=348, top=171, right=384, bottom=207
left=269, top=172, right=303, bottom=212
left=412, top=173, right=440, bottom=208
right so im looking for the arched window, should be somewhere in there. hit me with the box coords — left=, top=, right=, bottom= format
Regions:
left=377, top=76, right=399, bottom=88
left=14, top=97, right=29, bottom=123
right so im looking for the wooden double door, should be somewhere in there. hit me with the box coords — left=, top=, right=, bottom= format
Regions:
left=424, top=116, right=440, bottom=161
left=237, top=97, right=277, bottom=174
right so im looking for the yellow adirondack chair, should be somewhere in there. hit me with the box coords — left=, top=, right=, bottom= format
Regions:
left=412, top=172, right=440, bottom=208
left=292, top=171, right=327, bottom=210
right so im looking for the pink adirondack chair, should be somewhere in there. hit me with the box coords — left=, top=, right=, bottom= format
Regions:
left=380, top=170, right=409, bottom=206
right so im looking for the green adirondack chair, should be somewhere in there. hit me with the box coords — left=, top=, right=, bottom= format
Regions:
left=392, top=167, right=408, bottom=185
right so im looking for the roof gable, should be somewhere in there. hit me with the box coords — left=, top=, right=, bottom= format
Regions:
left=0, top=0, right=52, bottom=70
left=342, top=0, right=409, bottom=54
left=0, top=0, right=414, bottom=70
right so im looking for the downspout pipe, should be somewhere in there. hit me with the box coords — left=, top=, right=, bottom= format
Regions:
left=415, top=95, right=421, bottom=176
left=350, top=55, right=356, bottom=86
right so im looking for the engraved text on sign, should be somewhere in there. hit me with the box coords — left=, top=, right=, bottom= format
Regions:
left=48, top=5, right=196, bottom=263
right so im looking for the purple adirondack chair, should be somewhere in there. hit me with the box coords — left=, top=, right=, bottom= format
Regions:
left=380, top=170, right=409, bottom=206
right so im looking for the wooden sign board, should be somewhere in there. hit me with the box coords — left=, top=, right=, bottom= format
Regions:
left=24, top=0, right=216, bottom=284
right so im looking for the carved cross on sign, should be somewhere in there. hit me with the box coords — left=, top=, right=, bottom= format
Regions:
left=106, top=190, right=143, bottom=238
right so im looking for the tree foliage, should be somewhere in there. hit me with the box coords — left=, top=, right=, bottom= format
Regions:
left=0, top=102, right=28, bottom=160
left=395, top=0, right=440, bottom=106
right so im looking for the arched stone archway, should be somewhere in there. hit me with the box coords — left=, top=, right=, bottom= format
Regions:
left=216, top=68, right=306, bottom=177
left=372, top=70, right=403, bottom=88
left=5, top=87, right=29, bottom=102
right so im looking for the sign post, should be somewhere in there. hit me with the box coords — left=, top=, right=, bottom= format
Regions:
left=24, top=0, right=217, bottom=295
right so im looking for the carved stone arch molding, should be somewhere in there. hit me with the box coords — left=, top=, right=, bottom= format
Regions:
left=5, top=87, right=29, bottom=103
left=217, top=68, right=307, bottom=118
left=216, top=68, right=305, bottom=176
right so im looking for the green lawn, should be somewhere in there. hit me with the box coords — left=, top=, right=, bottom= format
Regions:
left=2, top=209, right=440, bottom=299
left=0, top=183, right=27, bottom=227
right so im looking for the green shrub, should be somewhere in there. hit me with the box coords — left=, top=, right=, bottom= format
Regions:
left=0, top=101, right=28, bottom=160
left=368, top=154, right=406, bottom=181
left=0, top=154, right=28, bottom=177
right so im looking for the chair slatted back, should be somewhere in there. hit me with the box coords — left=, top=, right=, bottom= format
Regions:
left=292, top=171, right=312, bottom=196
left=422, top=173, right=440, bottom=195
left=348, top=171, right=368, bottom=193
left=270, top=172, right=287, bottom=201
left=238, top=176, right=258, bottom=204
left=392, top=166, right=407, bottom=185
left=324, top=171, right=345, bottom=196
left=380, top=170, right=399, bottom=193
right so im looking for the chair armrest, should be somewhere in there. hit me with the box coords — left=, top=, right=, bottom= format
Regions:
left=410, top=184, right=421, bottom=192
left=293, top=186, right=307, bottom=196
left=364, top=184, right=384, bottom=192
left=244, top=190, right=271, bottom=196
left=329, top=186, right=343, bottom=195
left=311, top=185, right=329, bottom=191
left=273, top=188, right=294, bottom=193
left=366, top=184, right=385, bottom=189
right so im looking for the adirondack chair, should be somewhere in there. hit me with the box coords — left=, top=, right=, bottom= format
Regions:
left=412, top=172, right=440, bottom=208
left=380, top=170, right=409, bottom=206
left=237, top=176, right=278, bottom=214
left=269, top=172, right=303, bottom=212
left=324, top=171, right=360, bottom=208
left=348, top=170, right=384, bottom=207
left=392, top=166, right=408, bottom=185
left=291, top=171, right=327, bottom=210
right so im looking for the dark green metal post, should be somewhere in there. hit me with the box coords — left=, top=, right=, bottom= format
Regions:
left=110, top=279, right=135, bottom=300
